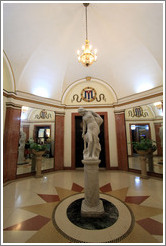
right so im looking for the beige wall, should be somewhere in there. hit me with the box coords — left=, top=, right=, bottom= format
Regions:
left=62, top=78, right=117, bottom=106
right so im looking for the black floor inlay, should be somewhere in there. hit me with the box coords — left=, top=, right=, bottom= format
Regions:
left=67, top=198, right=119, bottom=230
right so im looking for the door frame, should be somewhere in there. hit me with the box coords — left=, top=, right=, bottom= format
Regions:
left=71, top=112, right=110, bottom=169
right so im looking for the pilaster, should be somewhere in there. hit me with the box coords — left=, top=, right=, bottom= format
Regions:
left=114, top=110, right=128, bottom=171
left=3, top=103, right=21, bottom=182
left=54, top=112, right=65, bottom=170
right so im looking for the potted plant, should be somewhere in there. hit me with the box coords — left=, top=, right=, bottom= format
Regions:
left=132, top=137, right=157, bottom=155
left=30, top=143, right=47, bottom=177
left=132, top=137, right=157, bottom=178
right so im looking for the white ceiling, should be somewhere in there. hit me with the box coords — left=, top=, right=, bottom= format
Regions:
left=3, top=2, right=163, bottom=102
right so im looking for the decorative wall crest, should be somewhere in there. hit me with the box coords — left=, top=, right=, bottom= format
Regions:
left=128, top=107, right=148, bottom=118
left=35, top=109, right=52, bottom=119
left=71, top=87, right=106, bottom=103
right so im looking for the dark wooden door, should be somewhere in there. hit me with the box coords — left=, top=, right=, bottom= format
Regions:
left=75, top=115, right=106, bottom=168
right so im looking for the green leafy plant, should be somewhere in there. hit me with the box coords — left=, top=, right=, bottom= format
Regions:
left=132, top=137, right=157, bottom=152
left=30, top=143, right=47, bottom=152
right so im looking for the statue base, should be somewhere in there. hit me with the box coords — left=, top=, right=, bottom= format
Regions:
left=81, top=199, right=104, bottom=217
left=81, top=159, right=104, bottom=217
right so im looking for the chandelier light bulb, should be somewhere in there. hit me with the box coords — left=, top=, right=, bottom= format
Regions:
left=77, top=39, right=97, bottom=67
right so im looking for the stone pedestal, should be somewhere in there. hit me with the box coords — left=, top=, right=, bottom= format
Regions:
left=81, top=159, right=104, bottom=217
left=136, top=150, right=150, bottom=179
left=32, top=150, right=45, bottom=178
left=139, top=156, right=149, bottom=179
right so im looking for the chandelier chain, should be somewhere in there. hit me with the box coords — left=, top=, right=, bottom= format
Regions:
left=85, top=5, right=88, bottom=40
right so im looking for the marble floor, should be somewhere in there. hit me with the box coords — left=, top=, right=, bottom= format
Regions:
left=3, top=170, right=164, bottom=244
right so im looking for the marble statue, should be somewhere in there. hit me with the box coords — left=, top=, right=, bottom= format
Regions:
left=78, top=108, right=103, bottom=160
left=78, top=108, right=104, bottom=217
left=17, top=131, right=26, bottom=164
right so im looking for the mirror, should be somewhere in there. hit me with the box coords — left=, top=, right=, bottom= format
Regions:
left=17, top=107, right=55, bottom=176
left=125, top=102, right=163, bottom=175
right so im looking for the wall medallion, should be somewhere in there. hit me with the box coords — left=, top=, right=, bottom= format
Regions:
left=128, top=107, right=148, bottom=118
left=81, top=87, right=97, bottom=102
left=71, top=87, right=106, bottom=103
left=35, top=109, right=52, bottom=119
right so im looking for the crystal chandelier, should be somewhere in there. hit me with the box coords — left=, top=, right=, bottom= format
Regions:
left=77, top=3, right=97, bottom=67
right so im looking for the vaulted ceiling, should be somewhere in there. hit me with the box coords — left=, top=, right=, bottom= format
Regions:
left=3, top=2, right=163, bottom=102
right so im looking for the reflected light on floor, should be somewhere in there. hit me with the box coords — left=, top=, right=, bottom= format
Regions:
left=41, top=176, right=48, bottom=183
left=15, top=223, right=22, bottom=230
left=135, top=176, right=141, bottom=187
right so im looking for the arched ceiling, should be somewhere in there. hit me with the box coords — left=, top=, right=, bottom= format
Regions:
left=3, top=2, right=163, bottom=102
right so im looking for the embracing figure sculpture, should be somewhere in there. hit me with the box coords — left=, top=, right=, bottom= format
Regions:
left=78, top=108, right=105, bottom=217
left=78, top=108, right=103, bottom=160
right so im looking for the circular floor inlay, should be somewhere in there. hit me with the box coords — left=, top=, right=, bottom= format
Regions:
left=67, top=198, right=119, bottom=230
left=52, top=193, right=135, bottom=243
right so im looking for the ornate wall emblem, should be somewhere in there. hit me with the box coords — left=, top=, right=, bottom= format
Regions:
left=35, top=109, right=52, bottom=119
left=71, top=87, right=106, bottom=103
left=81, top=87, right=97, bottom=102
left=128, top=107, right=148, bottom=117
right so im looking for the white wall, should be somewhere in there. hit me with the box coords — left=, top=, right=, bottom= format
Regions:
left=107, top=108, right=118, bottom=167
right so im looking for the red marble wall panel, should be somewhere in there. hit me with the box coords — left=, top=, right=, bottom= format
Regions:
left=54, top=114, right=64, bottom=170
left=154, top=123, right=163, bottom=156
left=115, top=111, right=128, bottom=171
left=23, top=125, right=29, bottom=142
left=3, top=106, right=21, bottom=182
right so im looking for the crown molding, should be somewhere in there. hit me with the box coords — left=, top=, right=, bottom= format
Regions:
left=3, top=85, right=163, bottom=111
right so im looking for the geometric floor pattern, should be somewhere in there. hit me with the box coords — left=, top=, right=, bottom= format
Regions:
left=3, top=170, right=163, bottom=244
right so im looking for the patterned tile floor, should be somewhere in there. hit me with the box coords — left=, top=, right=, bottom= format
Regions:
left=3, top=170, right=163, bottom=244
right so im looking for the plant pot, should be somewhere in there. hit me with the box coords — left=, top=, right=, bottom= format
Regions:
left=32, top=149, right=45, bottom=178
left=136, top=149, right=151, bottom=156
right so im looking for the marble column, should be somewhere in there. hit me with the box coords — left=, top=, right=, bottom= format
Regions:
left=3, top=103, right=21, bottom=182
left=81, top=159, right=104, bottom=217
